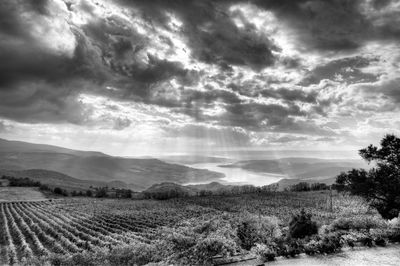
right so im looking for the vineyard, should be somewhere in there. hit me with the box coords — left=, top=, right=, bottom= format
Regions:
left=0, top=191, right=380, bottom=265
left=0, top=198, right=221, bottom=265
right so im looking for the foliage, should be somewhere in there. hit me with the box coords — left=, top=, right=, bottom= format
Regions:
left=2, top=176, right=41, bottom=187
left=336, top=134, right=400, bottom=219
left=289, top=209, right=318, bottom=239
left=330, top=215, right=386, bottom=231
left=54, top=187, right=68, bottom=196
left=287, top=182, right=330, bottom=192
left=251, top=243, right=276, bottom=262
left=0, top=191, right=394, bottom=265
left=236, top=214, right=281, bottom=250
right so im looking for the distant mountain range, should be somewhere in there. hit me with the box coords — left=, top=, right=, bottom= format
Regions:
left=157, top=155, right=230, bottom=165
left=0, top=169, right=125, bottom=191
left=219, top=157, right=368, bottom=179
left=0, top=138, right=224, bottom=191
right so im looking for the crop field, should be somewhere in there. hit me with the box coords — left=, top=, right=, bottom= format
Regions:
left=0, top=191, right=377, bottom=265
left=0, top=187, right=47, bottom=202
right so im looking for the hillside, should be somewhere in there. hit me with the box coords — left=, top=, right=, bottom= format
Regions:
left=219, top=157, right=368, bottom=180
left=0, top=169, right=128, bottom=191
left=158, top=155, right=230, bottom=165
left=143, top=182, right=197, bottom=199
left=186, top=182, right=233, bottom=192
left=0, top=138, right=224, bottom=191
left=272, top=176, right=337, bottom=191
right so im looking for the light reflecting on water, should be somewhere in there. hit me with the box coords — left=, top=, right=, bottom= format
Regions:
left=189, top=163, right=287, bottom=186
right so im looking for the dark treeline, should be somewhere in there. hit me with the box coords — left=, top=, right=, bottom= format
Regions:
left=1, top=175, right=133, bottom=199
left=2, top=175, right=337, bottom=201
left=143, top=184, right=281, bottom=200
left=285, top=182, right=333, bottom=192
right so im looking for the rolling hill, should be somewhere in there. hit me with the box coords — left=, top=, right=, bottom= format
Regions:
left=0, top=169, right=127, bottom=191
left=219, top=157, right=368, bottom=180
left=0, top=138, right=224, bottom=191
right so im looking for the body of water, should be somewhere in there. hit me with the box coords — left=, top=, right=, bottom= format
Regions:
left=188, top=162, right=287, bottom=186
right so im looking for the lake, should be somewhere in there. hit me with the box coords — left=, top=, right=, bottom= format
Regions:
left=188, top=162, right=287, bottom=186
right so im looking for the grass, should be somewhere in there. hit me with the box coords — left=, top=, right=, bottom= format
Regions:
left=0, top=187, right=48, bottom=202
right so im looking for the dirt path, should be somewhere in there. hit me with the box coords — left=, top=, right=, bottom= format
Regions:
left=228, top=245, right=400, bottom=266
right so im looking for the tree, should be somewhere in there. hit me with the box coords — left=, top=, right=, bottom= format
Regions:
left=336, top=134, right=400, bottom=219
left=86, top=190, right=93, bottom=197
left=54, top=187, right=63, bottom=195
left=289, top=209, right=318, bottom=238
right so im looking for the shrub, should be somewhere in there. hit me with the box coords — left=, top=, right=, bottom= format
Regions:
left=167, top=231, right=196, bottom=252
left=330, top=216, right=386, bottom=231
left=288, top=239, right=303, bottom=257
left=251, top=243, right=276, bottom=262
left=388, top=229, right=400, bottom=242
left=54, top=187, right=63, bottom=195
left=236, top=214, right=281, bottom=250
left=319, top=234, right=342, bottom=254
left=237, top=220, right=258, bottom=250
left=304, top=240, right=319, bottom=255
left=374, top=236, right=386, bottom=247
left=289, top=209, right=318, bottom=239
left=194, top=236, right=236, bottom=263
left=340, top=233, right=357, bottom=248
left=107, top=244, right=160, bottom=266
left=388, top=215, right=400, bottom=229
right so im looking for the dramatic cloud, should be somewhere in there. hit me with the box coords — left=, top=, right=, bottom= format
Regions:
left=0, top=0, right=399, bottom=154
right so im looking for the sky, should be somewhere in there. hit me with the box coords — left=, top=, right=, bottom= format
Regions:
left=0, top=0, right=399, bottom=156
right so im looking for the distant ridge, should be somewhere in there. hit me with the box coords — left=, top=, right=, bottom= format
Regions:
left=0, top=138, right=224, bottom=191
left=0, top=138, right=105, bottom=157
left=0, top=169, right=128, bottom=191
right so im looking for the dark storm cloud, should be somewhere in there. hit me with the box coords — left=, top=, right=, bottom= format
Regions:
left=252, top=0, right=400, bottom=51
left=271, top=135, right=308, bottom=143
left=252, top=0, right=370, bottom=51
left=0, top=0, right=399, bottom=139
left=0, top=121, right=7, bottom=132
left=0, top=81, right=93, bottom=124
left=360, top=78, right=400, bottom=104
left=0, top=0, right=193, bottom=124
left=167, top=124, right=251, bottom=145
left=260, top=88, right=318, bottom=103
left=184, top=88, right=242, bottom=106
left=118, top=0, right=278, bottom=70
left=214, top=102, right=306, bottom=131
left=300, top=56, right=380, bottom=86
left=272, top=118, right=338, bottom=136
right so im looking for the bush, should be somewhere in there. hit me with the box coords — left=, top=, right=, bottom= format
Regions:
left=319, top=234, right=342, bottom=254
left=374, top=236, right=387, bottom=247
left=236, top=214, right=281, bottom=250
left=388, top=229, right=400, bottom=242
left=194, top=236, right=236, bottom=263
left=54, top=187, right=63, bottom=195
left=289, top=209, right=318, bottom=239
left=330, top=216, right=386, bottom=231
left=107, top=244, right=160, bottom=266
left=388, top=215, right=400, bottom=229
left=162, top=217, right=238, bottom=264
left=237, top=220, right=258, bottom=250
left=251, top=243, right=276, bottom=262
left=167, top=231, right=196, bottom=252
left=304, top=240, right=319, bottom=255
left=49, top=244, right=160, bottom=266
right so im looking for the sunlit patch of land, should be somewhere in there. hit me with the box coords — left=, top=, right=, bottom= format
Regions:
left=0, top=187, right=48, bottom=202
